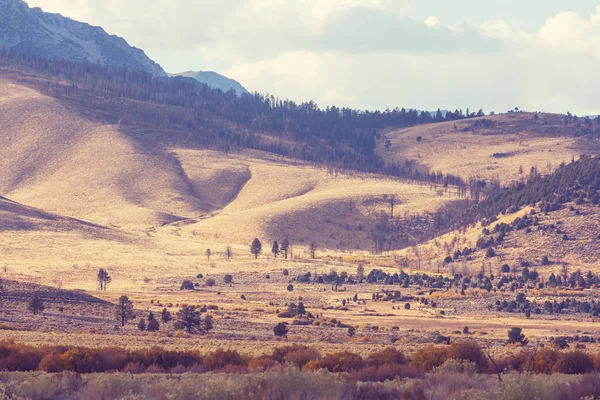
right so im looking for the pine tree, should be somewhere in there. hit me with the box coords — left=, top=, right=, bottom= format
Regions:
left=27, top=294, right=45, bottom=315
left=174, top=305, right=202, bottom=334
left=205, top=249, right=211, bottom=261
left=356, top=264, right=365, bottom=282
left=251, top=238, right=262, bottom=259
left=273, top=322, right=288, bottom=337
left=115, top=295, right=135, bottom=327
left=137, top=318, right=146, bottom=331
left=272, top=241, right=280, bottom=258
left=147, top=312, right=160, bottom=331
left=280, top=238, right=290, bottom=259
left=202, top=314, right=214, bottom=333
left=161, top=308, right=172, bottom=323
left=97, top=268, right=111, bottom=291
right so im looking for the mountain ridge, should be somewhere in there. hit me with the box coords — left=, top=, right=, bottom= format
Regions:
left=0, top=0, right=165, bottom=76
left=170, top=70, right=249, bottom=96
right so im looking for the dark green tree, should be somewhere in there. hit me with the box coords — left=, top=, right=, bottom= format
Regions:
left=251, top=238, right=262, bottom=259
left=508, top=327, right=528, bottom=345
left=274, top=322, right=289, bottom=337
left=97, top=268, right=111, bottom=291
left=202, top=314, right=214, bottom=333
left=272, top=241, right=280, bottom=258
left=174, top=305, right=202, bottom=334
left=161, top=308, right=172, bottom=323
left=27, top=294, right=45, bottom=315
left=115, top=295, right=135, bottom=327
left=147, top=312, right=160, bottom=331
left=280, top=238, right=290, bottom=259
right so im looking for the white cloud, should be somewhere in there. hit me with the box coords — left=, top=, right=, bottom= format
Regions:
left=536, top=6, right=600, bottom=58
left=424, top=16, right=438, bottom=27
left=24, top=0, right=600, bottom=115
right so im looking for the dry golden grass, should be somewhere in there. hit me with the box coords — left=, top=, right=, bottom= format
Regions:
left=3, top=76, right=600, bottom=358
left=383, top=112, right=600, bottom=184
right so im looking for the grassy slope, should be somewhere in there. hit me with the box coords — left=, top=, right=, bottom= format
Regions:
left=383, top=112, right=600, bottom=183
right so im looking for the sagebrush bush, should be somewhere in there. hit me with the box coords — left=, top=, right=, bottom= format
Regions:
left=553, top=351, right=595, bottom=374
left=411, top=345, right=448, bottom=372
left=447, top=342, right=488, bottom=373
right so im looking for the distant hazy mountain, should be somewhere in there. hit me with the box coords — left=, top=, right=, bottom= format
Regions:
left=0, top=0, right=165, bottom=76
left=171, top=71, right=249, bottom=96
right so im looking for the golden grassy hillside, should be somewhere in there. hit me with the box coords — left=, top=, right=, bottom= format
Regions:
left=168, top=148, right=454, bottom=249
left=384, top=112, right=600, bottom=184
left=0, top=80, right=204, bottom=228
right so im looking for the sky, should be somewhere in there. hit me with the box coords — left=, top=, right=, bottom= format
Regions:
left=26, top=0, right=600, bottom=115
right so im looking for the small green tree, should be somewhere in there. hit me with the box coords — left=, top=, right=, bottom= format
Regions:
left=97, top=268, right=111, bottom=291
left=137, top=318, right=146, bottom=331
left=147, top=312, right=160, bottom=332
left=174, top=305, right=202, bottom=334
left=27, top=294, right=45, bottom=315
left=224, top=274, right=233, bottom=284
left=297, top=302, right=306, bottom=315
left=205, top=249, right=211, bottom=261
left=161, top=308, right=172, bottom=323
left=281, top=238, right=290, bottom=259
left=202, top=314, right=214, bottom=333
left=272, top=241, right=280, bottom=258
left=356, top=264, right=364, bottom=282
left=115, top=295, right=135, bottom=327
left=347, top=326, right=356, bottom=337
left=287, top=284, right=294, bottom=292
left=508, top=327, right=528, bottom=345
left=274, top=322, right=288, bottom=337
left=251, top=238, right=262, bottom=259
left=225, top=245, right=233, bottom=260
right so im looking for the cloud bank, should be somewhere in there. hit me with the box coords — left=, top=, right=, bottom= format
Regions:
left=26, top=0, right=600, bottom=115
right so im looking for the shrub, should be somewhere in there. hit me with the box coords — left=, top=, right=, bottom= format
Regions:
left=247, top=356, right=276, bottom=371
left=541, top=256, right=550, bottom=266
left=508, top=327, right=528, bottom=345
left=224, top=274, right=233, bottom=284
left=205, top=278, right=216, bottom=287
left=180, top=280, right=194, bottom=290
left=349, top=364, right=421, bottom=382
left=147, top=318, right=160, bottom=332
left=447, top=342, right=488, bottom=373
left=274, top=323, right=289, bottom=337
left=553, top=351, right=595, bottom=374
left=283, top=347, right=321, bottom=368
left=411, top=345, right=448, bottom=372
left=533, top=348, right=559, bottom=374
left=305, top=352, right=364, bottom=373
left=485, top=248, right=496, bottom=258
left=365, top=348, right=406, bottom=367
left=202, top=349, right=245, bottom=371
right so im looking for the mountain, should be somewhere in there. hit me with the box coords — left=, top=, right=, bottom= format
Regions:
left=0, top=0, right=165, bottom=76
left=171, top=70, right=249, bottom=96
